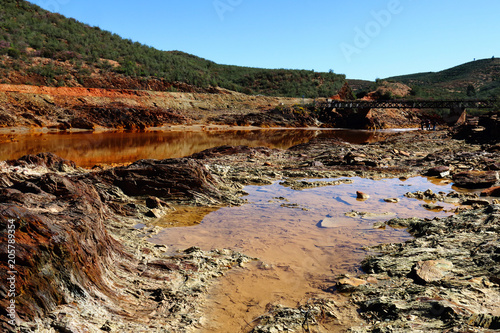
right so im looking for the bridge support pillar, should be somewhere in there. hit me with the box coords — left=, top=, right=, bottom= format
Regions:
left=358, top=108, right=372, bottom=118
left=445, top=107, right=467, bottom=126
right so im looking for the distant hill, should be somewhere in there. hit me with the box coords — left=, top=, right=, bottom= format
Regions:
left=0, top=0, right=345, bottom=97
left=386, top=58, right=500, bottom=100
left=346, top=79, right=375, bottom=95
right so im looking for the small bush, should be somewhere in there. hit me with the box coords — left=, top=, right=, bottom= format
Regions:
left=2, top=47, right=21, bottom=59
left=28, top=62, right=67, bottom=80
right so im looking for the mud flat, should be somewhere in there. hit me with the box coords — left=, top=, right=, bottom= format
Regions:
left=0, top=128, right=499, bottom=332
left=348, top=205, right=500, bottom=332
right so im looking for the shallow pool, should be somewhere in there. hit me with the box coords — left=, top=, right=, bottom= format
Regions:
left=150, top=176, right=458, bottom=332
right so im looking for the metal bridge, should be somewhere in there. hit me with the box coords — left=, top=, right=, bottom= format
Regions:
left=319, top=99, right=496, bottom=126
left=322, top=99, right=496, bottom=110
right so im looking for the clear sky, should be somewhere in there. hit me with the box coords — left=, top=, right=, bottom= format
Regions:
left=29, top=0, right=500, bottom=80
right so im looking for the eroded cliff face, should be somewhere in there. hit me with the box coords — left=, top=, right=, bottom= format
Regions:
left=0, top=83, right=427, bottom=131
left=0, top=153, right=251, bottom=332
left=0, top=84, right=303, bottom=129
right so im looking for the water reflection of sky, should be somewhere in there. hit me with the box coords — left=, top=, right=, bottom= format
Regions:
left=0, top=128, right=402, bottom=167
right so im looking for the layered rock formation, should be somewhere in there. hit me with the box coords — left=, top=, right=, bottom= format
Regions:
left=453, top=111, right=500, bottom=143
left=0, top=84, right=303, bottom=129
left=0, top=153, right=250, bottom=332
left=349, top=205, right=500, bottom=331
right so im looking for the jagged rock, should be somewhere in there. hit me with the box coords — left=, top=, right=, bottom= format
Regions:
left=345, top=210, right=395, bottom=219
left=344, top=152, right=378, bottom=167
left=7, top=152, right=76, bottom=172
left=417, top=189, right=449, bottom=201
left=453, top=171, right=499, bottom=189
left=190, top=145, right=273, bottom=159
left=0, top=170, right=123, bottom=326
left=352, top=205, right=500, bottom=332
left=319, top=217, right=346, bottom=228
left=411, top=259, right=453, bottom=283
left=426, top=166, right=450, bottom=178
left=359, top=297, right=405, bottom=320
left=385, top=217, right=422, bottom=228
left=462, top=198, right=491, bottom=206
left=281, top=178, right=353, bottom=190
left=405, top=189, right=480, bottom=205
left=486, top=163, right=500, bottom=171
left=145, top=196, right=170, bottom=209
left=481, top=186, right=500, bottom=197
left=467, top=314, right=500, bottom=329
left=96, top=158, right=240, bottom=205
left=337, top=277, right=368, bottom=291
left=70, top=117, right=95, bottom=130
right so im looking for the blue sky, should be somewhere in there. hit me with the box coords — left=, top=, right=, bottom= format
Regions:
left=29, top=0, right=500, bottom=80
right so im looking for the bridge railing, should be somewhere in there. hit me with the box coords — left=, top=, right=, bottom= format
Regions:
left=321, top=99, right=496, bottom=109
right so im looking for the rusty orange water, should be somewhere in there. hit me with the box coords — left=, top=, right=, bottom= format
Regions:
left=150, top=176, right=460, bottom=332
left=0, top=128, right=394, bottom=167
left=2, top=128, right=450, bottom=331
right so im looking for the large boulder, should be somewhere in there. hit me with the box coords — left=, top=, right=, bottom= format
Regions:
left=452, top=171, right=499, bottom=189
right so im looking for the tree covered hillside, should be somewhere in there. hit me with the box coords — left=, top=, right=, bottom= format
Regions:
left=386, top=58, right=500, bottom=100
left=0, top=0, right=345, bottom=97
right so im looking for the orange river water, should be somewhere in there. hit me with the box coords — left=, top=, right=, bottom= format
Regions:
left=0, top=128, right=403, bottom=167
left=150, top=176, right=465, bottom=332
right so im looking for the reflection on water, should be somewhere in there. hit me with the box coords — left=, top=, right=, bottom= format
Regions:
left=0, top=128, right=391, bottom=167
left=150, top=176, right=458, bottom=332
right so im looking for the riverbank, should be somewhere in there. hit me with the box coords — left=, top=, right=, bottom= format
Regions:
left=0, top=83, right=425, bottom=131
left=1, top=129, right=499, bottom=332
left=0, top=127, right=412, bottom=169
left=0, top=83, right=308, bottom=130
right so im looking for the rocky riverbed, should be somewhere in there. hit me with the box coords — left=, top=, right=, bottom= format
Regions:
left=1, top=128, right=500, bottom=332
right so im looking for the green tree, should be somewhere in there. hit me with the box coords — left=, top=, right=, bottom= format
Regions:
left=466, top=84, right=476, bottom=97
